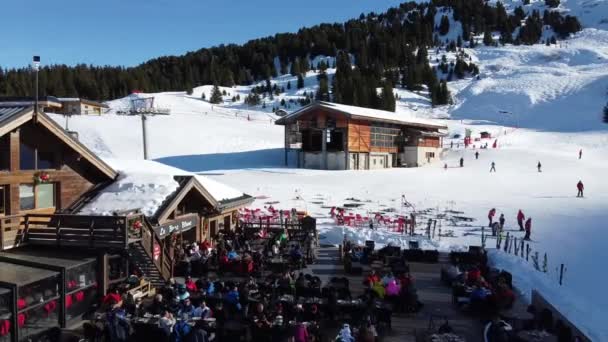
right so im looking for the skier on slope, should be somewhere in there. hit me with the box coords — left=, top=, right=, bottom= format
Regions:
left=475, top=151, right=479, bottom=160
left=460, top=157, right=464, bottom=167
left=524, top=218, right=532, bottom=240
left=577, top=180, right=584, bottom=197
left=579, top=149, right=583, bottom=160
left=517, top=210, right=525, bottom=231
left=488, top=208, right=496, bottom=227
left=499, top=213, right=505, bottom=229
left=537, top=161, right=542, bottom=172
left=490, top=161, right=496, bottom=172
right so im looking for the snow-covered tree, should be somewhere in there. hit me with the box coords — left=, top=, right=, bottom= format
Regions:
left=209, top=85, right=223, bottom=104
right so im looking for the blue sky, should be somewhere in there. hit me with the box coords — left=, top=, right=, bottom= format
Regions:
left=1, top=0, right=404, bottom=69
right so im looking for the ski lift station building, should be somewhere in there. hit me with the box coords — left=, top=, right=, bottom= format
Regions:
left=275, top=102, right=447, bottom=170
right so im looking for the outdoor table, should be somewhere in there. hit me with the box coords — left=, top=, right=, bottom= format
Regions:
left=501, top=307, right=534, bottom=331
left=297, top=297, right=327, bottom=306
left=516, top=330, right=558, bottom=342
left=425, top=333, right=466, bottom=342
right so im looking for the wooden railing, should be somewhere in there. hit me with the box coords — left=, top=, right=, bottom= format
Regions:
left=0, top=211, right=174, bottom=282
left=0, top=214, right=27, bottom=250
left=25, top=213, right=131, bottom=248
left=139, top=217, right=173, bottom=281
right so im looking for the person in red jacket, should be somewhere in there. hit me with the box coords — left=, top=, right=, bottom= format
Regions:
left=517, top=210, right=525, bottom=231
left=524, top=218, right=532, bottom=240
left=577, top=180, right=584, bottom=197
left=488, top=208, right=496, bottom=227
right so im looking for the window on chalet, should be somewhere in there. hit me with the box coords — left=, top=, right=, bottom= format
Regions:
left=0, top=186, right=6, bottom=215
left=20, top=143, right=36, bottom=170
left=19, top=183, right=56, bottom=211
left=0, top=136, right=9, bottom=171
left=371, top=123, right=400, bottom=148
left=19, top=184, right=35, bottom=210
left=38, top=151, right=56, bottom=169
left=327, top=130, right=344, bottom=151
left=301, top=129, right=322, bottom=152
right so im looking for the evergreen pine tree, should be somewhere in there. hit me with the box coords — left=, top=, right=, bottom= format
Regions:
left=201, top=92, right=206, bottom=100
left=483, top=30, right=494, bottom=46
left=209, top=84, right=223, bottom=104
left=290, top=58, right=301, bottom=76
left=297, top=74, right=305, bottom=89
left=439, top=15, right=451, bottom=36
left=287, top=81, right=291, bottom=90
left=316, top=77, right=329, bottom=101
left=603, top=103, right=608, bottom=124
left=380, top=83, right=396, bottom=112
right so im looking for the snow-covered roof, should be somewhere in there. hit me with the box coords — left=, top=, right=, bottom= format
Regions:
left=194, top=175, right=246, bottom=203
left=79, top=158, right=250, bottom=219
left=276, top=101, right=447, bottom=130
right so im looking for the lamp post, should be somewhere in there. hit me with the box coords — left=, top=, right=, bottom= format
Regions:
left=32, top=56, right=40, bottom=115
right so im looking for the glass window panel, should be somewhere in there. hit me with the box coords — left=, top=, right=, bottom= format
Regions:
left=0, top=289, right=12, bottom=341
left=18, top=301, right=60, bottom=341
left=66, top=286, right=97, bottom=322
left=66, top=261, right=97, bottom=291
left=19, top=184, right=35, bottom=211
left=36, top=183, right=55, bottom=209
left=37, top=151, right=55, bottom=169
left=20, top=143, right=35, bottom=170
left=0, top=187, right=5, bottom=215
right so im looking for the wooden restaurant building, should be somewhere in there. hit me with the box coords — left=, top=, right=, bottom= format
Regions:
left=0, top=106, right=252, bottom=340
left=276, top=102, right=448, bottom=170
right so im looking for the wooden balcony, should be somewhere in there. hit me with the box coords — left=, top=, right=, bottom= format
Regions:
left=0, top=212, right=146, bottom=250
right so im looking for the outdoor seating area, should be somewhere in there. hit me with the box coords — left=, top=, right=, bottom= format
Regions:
left=82, top=219, right=325, bottom=341
left=440, top=248, right=579, bottom=342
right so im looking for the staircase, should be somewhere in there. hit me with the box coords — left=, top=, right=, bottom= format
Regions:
left=20, top=212, right=175, bottom=289
left=128, top=241, right=166, bottom=288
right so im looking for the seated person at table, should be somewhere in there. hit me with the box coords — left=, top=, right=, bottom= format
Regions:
left=148, top=294, right=166, bottom=316
left=225, top=286, right=241, bottom=311
left=385, top=279, right=400, bottom=298
left=381, top=272, right=395, bottom=286
left=179, top=298, right=195, bottom=317
left=371, top=281, right=386, bottom=299
left=290, top=245, right=303, bottom=261
left=294, top=322, right=309, bottom=342
left=227, top=249, right=239, bottom=260
left=172, top=313, right=193, bottom=342
left=466, top=267, right=482, bottom=286
left=192, top=300, right=211, bottom=319
left=159, top=310, right=176, bottom=337
left=351, top=247, right=363, bottom=262
left=483, top=314, right=512, bottom=342
left=214, top=303, right=227, bottom=327
left=337, top=324, right=355, bottom=342
left=469, top=284, right=492, bottom=311
left=295, top=273, right=308, bottom=293
left=105, top=298, right=130, bottom=342
left=185, top=276, right=198, bottom=293
left=494, top=283, right=515, bottom=310
left=176, top=284, right=190, bottom=301
left=364, top=270, right=380, bottom=286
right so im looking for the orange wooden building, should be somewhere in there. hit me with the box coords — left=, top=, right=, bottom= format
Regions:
left=275, top=102, right=447, bottom=169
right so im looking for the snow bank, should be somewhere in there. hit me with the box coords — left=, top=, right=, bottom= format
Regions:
left=488, top=249, right=606, bottom=341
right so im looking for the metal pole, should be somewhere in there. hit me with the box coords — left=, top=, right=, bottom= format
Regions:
left=141, top=114, right=148, bottom=160
left=35, top=68, right=39, bottom=114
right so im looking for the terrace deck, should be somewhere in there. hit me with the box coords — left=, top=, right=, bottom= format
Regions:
left=308, top=247, right=484, bottom=341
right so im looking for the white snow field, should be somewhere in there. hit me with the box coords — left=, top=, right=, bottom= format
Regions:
left=50, top=22, right=608, bottom=340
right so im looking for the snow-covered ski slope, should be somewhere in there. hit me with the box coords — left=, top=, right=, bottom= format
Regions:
left=49, top=10, right=608, bottom=340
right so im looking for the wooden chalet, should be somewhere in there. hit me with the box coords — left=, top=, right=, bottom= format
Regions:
left=0, top=106, right=253, bottom=340
left=275, top=102, right=448, bottom=169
